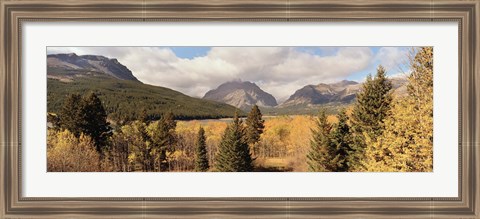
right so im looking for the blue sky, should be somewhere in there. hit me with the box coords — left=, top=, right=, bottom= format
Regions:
left=47, top=46, right=416, bottom=101
left=170, top=47, right=210, bottom=59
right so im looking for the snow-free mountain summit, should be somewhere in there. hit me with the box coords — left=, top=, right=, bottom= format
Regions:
left=203, top=81, right=278, bottom=111
left=47, top=53, right=139, bottom=81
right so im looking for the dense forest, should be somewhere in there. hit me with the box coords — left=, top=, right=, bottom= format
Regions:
left=47, top=47, right=433, bottom=172
left=47, top=72, right=241, bottom=123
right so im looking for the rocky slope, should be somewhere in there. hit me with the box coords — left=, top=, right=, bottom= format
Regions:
left=280, top=78, right=408, bottom=107
left=203, top=81, right=278, bottom=111
left=47, top=53, right=139, bottom=81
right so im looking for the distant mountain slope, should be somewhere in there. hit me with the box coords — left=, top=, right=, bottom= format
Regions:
left=48, top=53, right=139, bottom=81
left=47, top=54, right=241, bottom=122
left=203, top=81, right=278, bottom=111
left=281, top=80, right=362, bottom=107
left=280, top=78, right=408, bottom=108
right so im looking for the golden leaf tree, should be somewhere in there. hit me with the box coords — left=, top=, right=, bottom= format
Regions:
left=364, top=47, right=433, bottom=172
left=47, top=130, right=101, bottom=172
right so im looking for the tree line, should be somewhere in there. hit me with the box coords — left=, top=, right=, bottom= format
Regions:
left=47, top=93, right=265, bottom=171
left=306, top=47, right=433, bottom=172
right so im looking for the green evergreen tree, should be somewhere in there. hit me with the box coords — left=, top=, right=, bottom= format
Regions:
left=59, top=93, right=84, bottom=136
left=330, top=109, right=353, bottom=172
left=194, top=127, right=209, bottom=171
left=215, top=112, right=253, bottom=172
left=58, top=93, right=111, bottom=152
left=306, top=109, right=335, bottom=172
left=150, top=112, right=177, bottom=171
left=81, top=92, right=111, bottom=152
left=245, top=104, right=265, bottom=156
left=350, top=65, right=393, bottom=171
left=245, top=105, right=265, bottom=145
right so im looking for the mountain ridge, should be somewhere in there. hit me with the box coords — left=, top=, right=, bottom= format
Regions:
left=280, top=80, right=362, bottom=107
left=47, top=53, right=139, bottom=81
left=203, top=81, right=278, bottom=111
left=280, top=78, right=408, bottom=108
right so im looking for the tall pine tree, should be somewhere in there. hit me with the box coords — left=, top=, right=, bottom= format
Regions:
left=350, top=65, right=393, bottom=171
left=215, top=112, right=253, bottom=172
left=330, top=109, right=353, bottom=172
left=194, top=127, right=209, bottom=171
left=81, top=92, right=111, bottom=152
left=245, top=105, right=265, bottom=156
left=149, top=112, right=177, bottom=171
left=306, top=109, right=335, bottom=172
left=59, top=93, right=84, bottom=136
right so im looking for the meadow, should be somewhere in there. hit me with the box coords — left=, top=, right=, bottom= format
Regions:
left=174, top=115, right=338, bottom=172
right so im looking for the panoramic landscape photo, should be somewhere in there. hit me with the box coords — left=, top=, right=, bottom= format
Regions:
left=46, top=46, right=433, bottom=172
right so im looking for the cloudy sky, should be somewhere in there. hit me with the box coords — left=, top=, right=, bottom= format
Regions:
left=47, top=46, right=414, bottom=102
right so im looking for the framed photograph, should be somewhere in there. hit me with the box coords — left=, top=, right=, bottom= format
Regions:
left=1, top=0, right=479, bottom=218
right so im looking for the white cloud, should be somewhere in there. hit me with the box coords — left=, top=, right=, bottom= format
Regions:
left=388, top=69, right=412, bottom=79
left=374, top=47, right=410, bottom=71
left=47, top=47, right=377, bottom=102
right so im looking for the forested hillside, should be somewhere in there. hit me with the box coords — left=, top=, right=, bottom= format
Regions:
left=47, top=73, right=241, bottom=123
left=47, top=53, right=242, bottom=122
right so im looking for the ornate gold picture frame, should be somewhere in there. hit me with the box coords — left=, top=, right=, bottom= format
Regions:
left=1, top=0, right=478, bottom=218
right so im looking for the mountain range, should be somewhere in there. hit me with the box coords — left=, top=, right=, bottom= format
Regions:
left=280, top=78, right=407, bottom=107
left=281, top=80, right=361, bottom=107
left=204, top=77, right=408, bottom=113
left=48, top=53, right=409, bottom=119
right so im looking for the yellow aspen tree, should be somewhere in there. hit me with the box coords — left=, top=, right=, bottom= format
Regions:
left=364, top=47, right=433, bottom=172
left=47, top=130, right=101, bottom=172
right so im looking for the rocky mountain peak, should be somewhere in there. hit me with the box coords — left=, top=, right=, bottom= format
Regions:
left=203, top=80, right=278, bottom=111
left=47, top=53, right=139, bottom=81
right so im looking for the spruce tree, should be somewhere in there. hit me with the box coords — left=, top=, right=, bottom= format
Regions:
left=59, top=93, right=84, bottom=136
left=245, top=104, right=265, bottom=156
left=81, top=92, right=111, bottom=152
left=215, top=112, right=253, bottom=172
left=245, top=105, right=265, bottom=145
left=330, top=109, right=353, bottom=172
left=58, top=92, right=111, bottom=152
left=350, top=65, right=393, bottom=170
left=149, top=112, right=177, bottom=171
left=306, top=109, right=335, bottom=172
left=194, top=127, right=209, bottom=171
